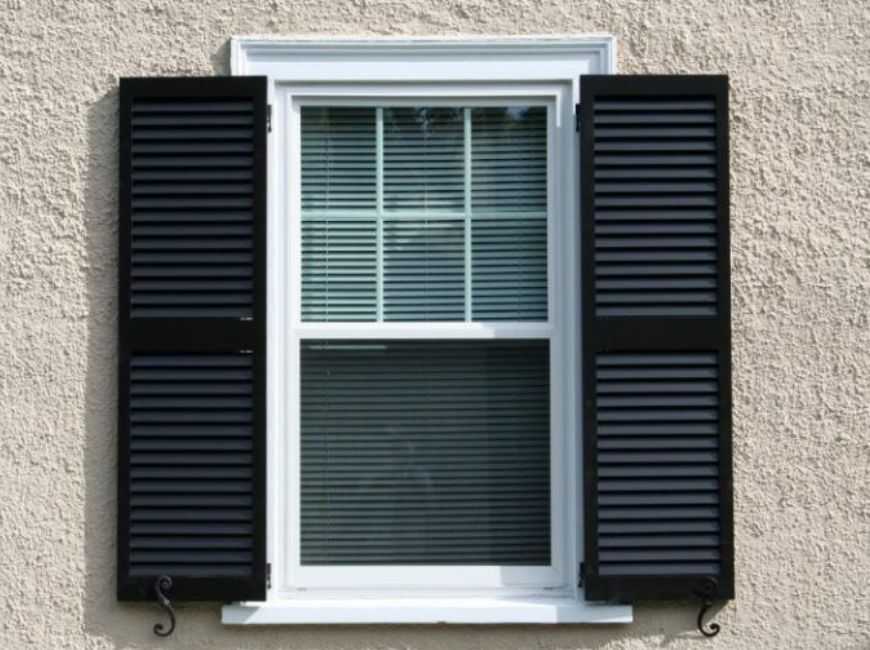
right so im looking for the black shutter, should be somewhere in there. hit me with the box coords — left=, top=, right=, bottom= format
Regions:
left=117, top=77, right=267, bottom=601
left=580, top=75, right=733, bottom=602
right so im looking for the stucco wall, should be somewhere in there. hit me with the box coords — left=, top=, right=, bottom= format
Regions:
left=1, top=1, right=868, bottom=648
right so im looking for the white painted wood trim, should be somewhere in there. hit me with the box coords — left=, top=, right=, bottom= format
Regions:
left=223, top=597, right=632, bottom=625
left=279, top=82, right=570, bottom=593
left=230, top=35, right=627, bottom=625
left=232, top=35, right=616, bottom=77
left=231, top=35, right=617, bottom=85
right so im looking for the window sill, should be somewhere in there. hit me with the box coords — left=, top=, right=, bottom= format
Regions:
left=222, top=596, right=632, bottom=625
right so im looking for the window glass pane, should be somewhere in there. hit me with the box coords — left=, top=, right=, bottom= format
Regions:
left=383, top=107, right=465, bottom=211
left=383, top=219, right=465, bottom=321
left=301, top=218, right=378, bottom=321
left=301, top=107, right=376, bottom=211
left=471, top=106, right=547, bottom=212
left=301, top=340, right=551, bottom=565
left=472, top=217, right=547, bottom=320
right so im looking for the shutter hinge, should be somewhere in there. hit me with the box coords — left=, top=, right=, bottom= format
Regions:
left=578, top=562, right=585, bottom=587
left=267, top=104, right=272, bottom=133
left=575, top=103, right=581, bottom=132
left=266, top=562, right=272, bottom=589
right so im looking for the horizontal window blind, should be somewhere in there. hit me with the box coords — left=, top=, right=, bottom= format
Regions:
left=383, top=107, right=465, bottom=211
left=300, top=340, right=551, bottom=565
left=472, top=217, right=547, bottom=320
left=472, top=106, right=547, bottom=211
left=301, top=218, right=378, bottom=321
left=300, top=106, right=548, bottom=322
left=301, top=107, right=376, bottom=212
left=383, top=219, right=465, bottom=321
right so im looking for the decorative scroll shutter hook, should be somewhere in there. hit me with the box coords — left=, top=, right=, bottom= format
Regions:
left=153, top=575, right=176, bottom=637
left=693, top=578, right=722, bottom=637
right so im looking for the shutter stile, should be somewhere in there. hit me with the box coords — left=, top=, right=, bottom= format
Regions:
left=118, top=77, right=267, bottom=602
left=580, top=75, right=733, bottom=604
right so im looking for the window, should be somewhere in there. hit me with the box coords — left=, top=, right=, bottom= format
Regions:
left=285, top=97, right=566, bottom=591
left=296, top=104, right=552, bottom=571
left=228, top=36, right=633, bottom=623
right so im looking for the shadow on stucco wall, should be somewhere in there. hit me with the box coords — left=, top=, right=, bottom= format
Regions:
left=78, top=48, right=709, bottom=649
left=81, top=84, right=139, bottom=646
left=81, top=85, right=218, bottom=648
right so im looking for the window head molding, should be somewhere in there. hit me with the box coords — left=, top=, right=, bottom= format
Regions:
left=231, top=35, right=616, bottom=85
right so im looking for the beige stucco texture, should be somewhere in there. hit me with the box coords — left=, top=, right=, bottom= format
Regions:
left=1, top=1, right=868, bottom=648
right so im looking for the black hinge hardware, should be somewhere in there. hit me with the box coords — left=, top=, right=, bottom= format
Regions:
left=578, top=562, right=584, bottom=587
left=266, top=563, right=272, bottom=590
left=267, top=104, right=272, bottom=132
left=575, top=103, right=581, bottom=132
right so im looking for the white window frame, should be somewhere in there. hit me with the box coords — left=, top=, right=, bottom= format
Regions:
left=224, top=35, right=631, bottom=626
left=290, top=89, right=562, bottom=593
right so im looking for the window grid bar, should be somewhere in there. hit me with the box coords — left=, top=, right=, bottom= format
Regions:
left=464, top=108, right=473, bottom=322
left=295, top=322, right=553, bottom=340
left=375, top=107, right=385, bottom=321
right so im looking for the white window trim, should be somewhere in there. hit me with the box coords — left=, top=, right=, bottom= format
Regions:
left=224, top=35, right=631, bottom=626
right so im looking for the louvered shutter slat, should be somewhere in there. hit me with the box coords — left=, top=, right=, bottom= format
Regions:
left=129, top=88, right=257, bottom=319
left=118, top=77, right=267, bottom=602
left=581, top=75, right=733, bottom=603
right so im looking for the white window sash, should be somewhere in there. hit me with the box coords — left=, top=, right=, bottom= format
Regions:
left=299, top=103, right=549, bottom=324
left=284, top=88, right=565, bottom=592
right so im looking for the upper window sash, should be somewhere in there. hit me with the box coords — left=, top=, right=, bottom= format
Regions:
left=293, top=97, right=557, bottom=329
